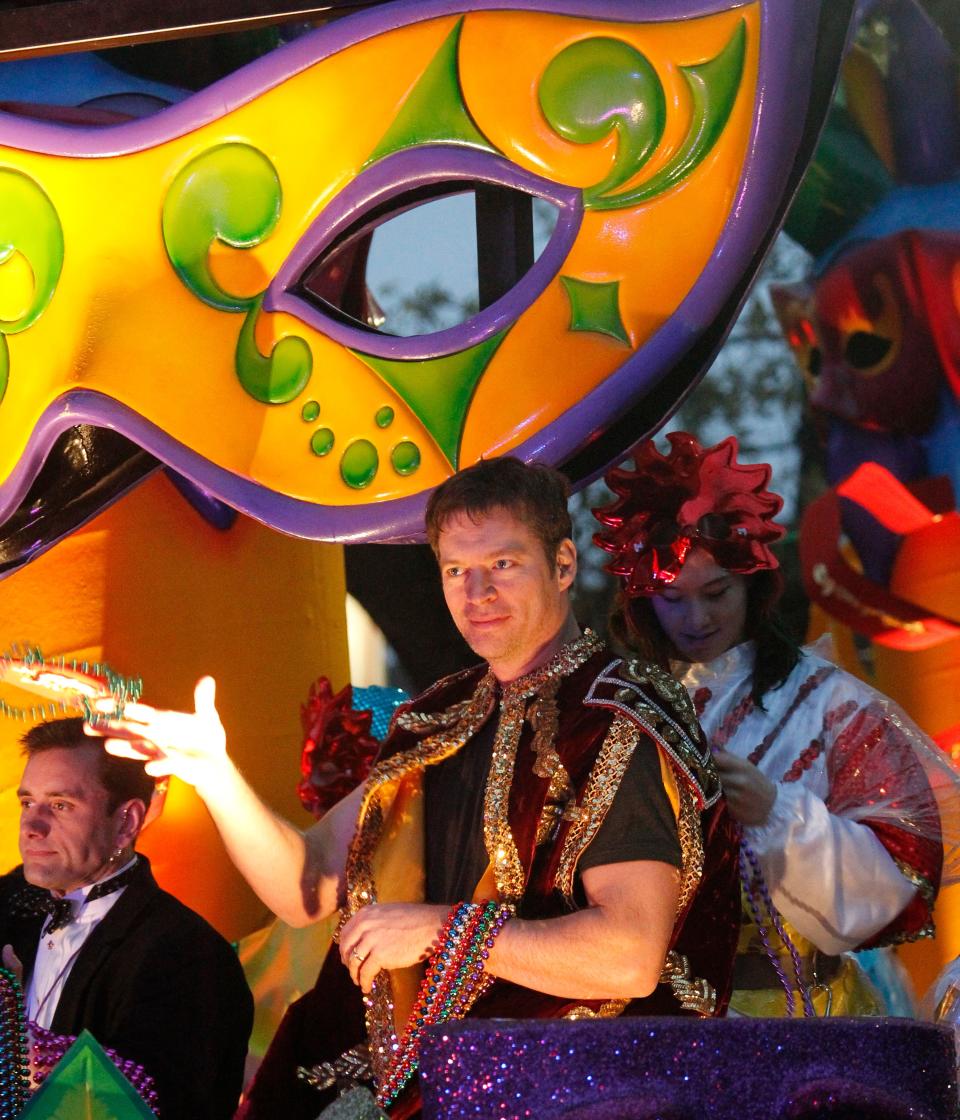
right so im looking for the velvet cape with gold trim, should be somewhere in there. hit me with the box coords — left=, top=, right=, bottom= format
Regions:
left=245, top=643, right=740, bottom=1119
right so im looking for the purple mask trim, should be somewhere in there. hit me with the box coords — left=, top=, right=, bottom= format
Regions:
left=267, top=147, right=582, bottom=360
left=163, top=470, right=239, bottom=531
left=0, top=0, right=786, bottom=158
left=0, top=393, right=429, bottom=542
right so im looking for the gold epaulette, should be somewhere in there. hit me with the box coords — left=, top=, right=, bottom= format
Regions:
left=584, top=656, right=721, bottom=808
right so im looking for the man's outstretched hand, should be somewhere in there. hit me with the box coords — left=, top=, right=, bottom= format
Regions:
left=85, top=676, right=229, bottom=794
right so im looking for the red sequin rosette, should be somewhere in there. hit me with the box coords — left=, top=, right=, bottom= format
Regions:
left=593, top=432, right=785, bottom=595
left=298, top=677, right=380, bottom=818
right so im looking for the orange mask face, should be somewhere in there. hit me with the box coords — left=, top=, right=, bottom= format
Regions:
left=0, top=0, right=850, bottom=546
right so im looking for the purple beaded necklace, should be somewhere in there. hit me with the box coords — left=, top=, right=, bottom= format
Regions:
left=738, top=842, right=815, bottom=1017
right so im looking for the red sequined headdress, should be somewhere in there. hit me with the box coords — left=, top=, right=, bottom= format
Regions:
left=592, top=432, right=785, bottom=596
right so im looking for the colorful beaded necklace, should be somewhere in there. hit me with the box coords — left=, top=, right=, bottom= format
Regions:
left=0, top=965, right=29, bottom=1117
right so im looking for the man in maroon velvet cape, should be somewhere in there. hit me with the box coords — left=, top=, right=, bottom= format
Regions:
left=90, top=457, right=740, bottom=1118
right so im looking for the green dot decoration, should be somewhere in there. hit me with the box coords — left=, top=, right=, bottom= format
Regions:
left=375, top=406, right=395, bottom=429
left=301, top=400, right=321, bottom=422
left=560, top=276, right=630, bottom=344
left=340, top=439, right=379, bottom=489
left=391, top=441, right=421, bottom=476
left=352, top=330, right=506, bottom=470
left=310, top=428, right=335, bottom=457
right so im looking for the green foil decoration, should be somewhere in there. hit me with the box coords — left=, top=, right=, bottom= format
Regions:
left=0, top=169, right=65, bottom=403
left=236, top=294, right=313, bottom=405
left=162, top=143, right=282, bottom=312
left=560, top=276, right=630, bottom=344
left=540, top=21, right=747, bottom=210
left=352, top=331, right=505, bottom=469
left=19, top=1031, right=156, bottom=1119
left=366, top=17, right=495, bottom=166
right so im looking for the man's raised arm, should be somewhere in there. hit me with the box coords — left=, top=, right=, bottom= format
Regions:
left=87, top=676, right=359, bottom=927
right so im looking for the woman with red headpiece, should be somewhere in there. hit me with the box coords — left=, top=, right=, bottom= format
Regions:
left=594, top=432, right=960, bottom=1017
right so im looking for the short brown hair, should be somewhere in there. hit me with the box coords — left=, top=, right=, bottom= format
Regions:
left=22, top=717, right=155, bottom=815
left=425, top=457, right=572, bottom=565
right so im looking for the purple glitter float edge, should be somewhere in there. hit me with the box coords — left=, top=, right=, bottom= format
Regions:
left=418, top=1016, right=958, bottom=1120
left=0, top=0, right=835, bottom=542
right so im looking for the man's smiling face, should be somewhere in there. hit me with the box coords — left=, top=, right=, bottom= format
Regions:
left=437, top=505, right=576, bottom=682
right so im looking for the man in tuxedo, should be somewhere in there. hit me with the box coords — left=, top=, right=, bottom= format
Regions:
left=0, top=716, right=253, bottom=1119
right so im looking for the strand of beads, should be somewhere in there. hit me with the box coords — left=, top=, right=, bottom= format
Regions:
left=376, top=899, right=514, bottom=1109
left=30, top=1023, right=161, bottom=1113
left=0, top=966, right=29, bottom=1118
left=0, top=641, right=143, bottom=724
left=739, top=843, right=815, bottom=1017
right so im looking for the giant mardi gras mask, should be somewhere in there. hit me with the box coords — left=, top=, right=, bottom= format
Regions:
left=0, top=0, right=851, bottom=552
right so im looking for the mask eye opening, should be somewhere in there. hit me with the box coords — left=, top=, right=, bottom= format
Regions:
left=293, top=180, right=560, bottom=340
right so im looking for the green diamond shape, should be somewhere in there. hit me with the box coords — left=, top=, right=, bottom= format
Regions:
left=366, top=16, right=495, bottom=165
left=560, top=276, right=630, bottom=344
left=20, top=1031, right=157, bottom=1119
left=351, top=331, right=506, bottom=469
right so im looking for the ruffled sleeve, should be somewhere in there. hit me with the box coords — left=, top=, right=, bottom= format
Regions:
left=743, top=680, right=955, bottom=953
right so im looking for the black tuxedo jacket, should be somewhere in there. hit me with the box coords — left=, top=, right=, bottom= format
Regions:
left=1, top=856, right=253, bottom=1120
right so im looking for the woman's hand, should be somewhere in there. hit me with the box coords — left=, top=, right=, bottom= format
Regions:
left=85, top=677, right=229, bottom=795
left=713, top=751, right=777, bottom=826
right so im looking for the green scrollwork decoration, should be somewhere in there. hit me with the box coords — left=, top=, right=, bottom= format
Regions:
left=162, top=142, right=282, bottom=313
left=163, top=143, right=315, bottom=404
left=0, top=168, right=65, bottom=403
left=236, top=293, right=313, bottom=405
left=539, top=37, right=666, bottom=203
left=539, top=20, right=746, bottom=211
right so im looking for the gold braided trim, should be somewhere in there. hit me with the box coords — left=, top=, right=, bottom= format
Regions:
left=619, top=659, right=701, bottom=740
left=529, top=686, right=574, bottom=845
left=344, top=675, right=496, bottom=1091
left=675, top=781, right=704, bottom=915
left=344, top=673, right=496, bottom=918
left=483, top=630, right=604, bottom=903
left=660, top=950, right=717, bottom=1016
left=483, top=690, right=530, bottom=903
left=563, top=1000, right=629, bottom=1020
left=554, top=713, right=642, bottom=903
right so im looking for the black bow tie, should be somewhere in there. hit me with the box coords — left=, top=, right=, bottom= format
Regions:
left=43, top=862, right=139, bottom=934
